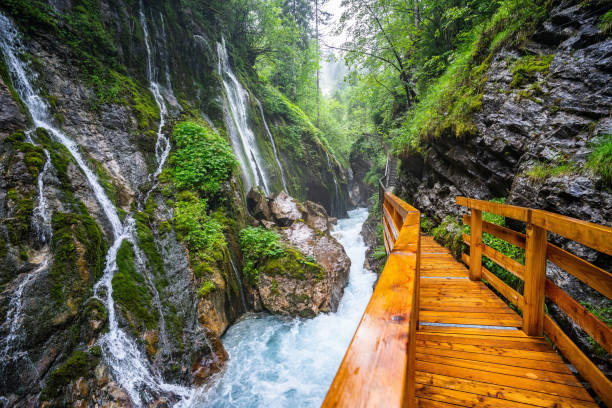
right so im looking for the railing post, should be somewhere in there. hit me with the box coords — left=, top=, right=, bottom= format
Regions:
left=523, top=219, right=548, bottom=336
left=469, top=208, right=483, bottom=281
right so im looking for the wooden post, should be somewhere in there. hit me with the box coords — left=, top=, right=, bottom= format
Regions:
left=469, top=209, right=483, bottom=281
left=523, top=222, right=548, bottom=336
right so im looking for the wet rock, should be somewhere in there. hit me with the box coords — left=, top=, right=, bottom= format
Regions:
left=304, top=200, right=330, bottom=232
left=246, top=186, right=271, bottom=220
left=0, top=77, right=25, bottom=137
left=270, top=191, right=305, bottom=226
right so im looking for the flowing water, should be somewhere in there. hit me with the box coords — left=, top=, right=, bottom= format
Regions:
left=140, top=1, right=173, bottom=181
left=31, top=149, right=52, bottom=244
left=255, top=98, right=288, bottom=192
left=217, top=39, right=270, bottom=194
left=0, top=12, right=193, bottom=407
left=193, top=208, right=373, bottom=407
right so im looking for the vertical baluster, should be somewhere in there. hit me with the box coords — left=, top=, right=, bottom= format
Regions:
left=523, top=218, right=548, bottom=336
left=469, top=208, right=483, bottom=281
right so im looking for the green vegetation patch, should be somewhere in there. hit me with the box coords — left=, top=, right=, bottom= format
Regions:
left=174, top=193, right=226, bottom=255
left=525, top=161, right=577, bottom=182
left=510, top=54, right=554, bottom=88
left=40, top=346, right=101, bottom=400
left=169, top=122, right=237, bottom=195
left=197, top=280, right=216, bottom=297
left=112, top=240, right=158, bottom=331
left=239, top=226, right=285, bottom=285
left=49, top=211, right=106, bottom=303
left=259, top=247, right=325, bottom=282
left=586, top=134, right=612, bottom=186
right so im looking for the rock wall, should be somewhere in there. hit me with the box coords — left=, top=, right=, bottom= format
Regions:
left=0, top=1, right=349, bottom=406
left=395, top=0, right=611, bottom=372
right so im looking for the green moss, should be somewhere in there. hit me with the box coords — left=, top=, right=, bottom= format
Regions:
left=40, top=347, right=100, bottom=400
left=134, top=209, right=165, bottom=278
left=510, top=54, right=554, bottom=88
left=599, top=9, right=612, bottom=35
left=586, top=133, right=612, bottom=186
left=239, top=226, right=285, bottom=285
left=259, top=247, right=325, bottom=282
left=525, top=161, right=577, bottom=182
left=49, top=211, right=106, bottom=303
left=112, top=241, right=158, bottom=331
left=197, top=280, right=216, bottom=297
left=5, top=188, right=34, bottom=243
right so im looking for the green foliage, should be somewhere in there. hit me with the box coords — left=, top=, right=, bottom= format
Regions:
left=510, top=54, right=554, bottom=88
left=386, top=0, right=547, bottom=151
left=169, top=122, right=237, bottom=195
left=197, top=280, right=216, bottom=297
left=174, top=197, right=226, bottom=254
left=525, top=161, right=577, bottom=182
left=258, top=247, right=325, bottom=282
left=239, top=226, right=285, bottom=285
left=580, top=301, right=612, bottom=357
left=112, top=241, right=158, bottom=331
left=586, top=134, right=612, bottom=186
left=599, top=9, right=612, bottom=35
left=478, top=198, right=525, bottom=291
left=40, top=347, right=101, bottom=400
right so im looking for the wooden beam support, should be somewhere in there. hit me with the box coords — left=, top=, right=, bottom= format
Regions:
left=523, top=222, right=547, bottom=336
left=469, top=209, right=482, bottom=281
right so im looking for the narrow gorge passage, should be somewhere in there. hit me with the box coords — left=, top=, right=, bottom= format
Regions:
left=195, top=208, right=374, bottom=407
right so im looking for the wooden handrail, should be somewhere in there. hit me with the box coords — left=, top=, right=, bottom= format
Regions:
left=457, top=196, right=612, bottom=406
left=323, top=188, right=420, bottom=407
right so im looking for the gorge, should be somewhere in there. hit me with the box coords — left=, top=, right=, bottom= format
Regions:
left=1, top=0, right=611, bottom=407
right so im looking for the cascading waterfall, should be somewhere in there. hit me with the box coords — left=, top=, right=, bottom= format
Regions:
left=0, top=259, right=48, bottom=364
left=0, top=13, right=194, bottom=407
left=217, top=38, right=270, bottom=194
left=31, top=150, right=52, bottom=244
left=255, top=98, right=288, bottom=192
left=139, top=1, right=173, bottom=181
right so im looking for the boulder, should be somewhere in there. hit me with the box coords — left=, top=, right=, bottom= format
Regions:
left=269, top=191, right=305, bottom=226
left=304, top=200, right=330, bottom=232
left=246, top=187, right=272, bottom=221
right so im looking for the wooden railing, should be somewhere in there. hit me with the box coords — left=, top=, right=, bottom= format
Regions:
left=322, top=182, right=420, bottom=407
left=457, top=197, right=612, bottom=406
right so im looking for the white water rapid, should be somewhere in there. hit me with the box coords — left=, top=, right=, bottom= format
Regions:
left=193, top=208, right=374, bottom=407
left=217, top=39, right=270, bottom=194
left=0, top=12, right=194, bottom=407
left=255, top=98, right=288, bottom=192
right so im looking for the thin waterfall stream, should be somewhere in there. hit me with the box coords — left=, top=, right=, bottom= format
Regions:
left=217, top=38, right=271, bottom=194
left=256, top=98, right=288, bottom=192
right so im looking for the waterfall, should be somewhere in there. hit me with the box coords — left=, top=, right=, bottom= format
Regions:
left=217, top=38, right=270, bottom=194
left=31, top=149, right=52, bottom=244
left=0, top=13, right=194, bottom=407
left=326, top=152, right=341, bottom=216
left=255, top=98, right=288, bottom=192
left=0, top=259, right=48, bottom=363
left=139, top=1, right=173, bottom=181
left=229, top=256, right=247, bottom=312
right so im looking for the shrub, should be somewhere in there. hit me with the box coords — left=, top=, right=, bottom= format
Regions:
left=586, top=134, right=612, bottom=186
left=169, top=122, right=237, bottom=194
left=173, top=197, right=226, bottom=253
left=239, top=226, right=285, bottom=285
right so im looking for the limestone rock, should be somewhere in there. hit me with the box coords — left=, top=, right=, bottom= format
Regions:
left=246, top=186, right=271, bottom=220
left=269, top=191, right=305, bottom=226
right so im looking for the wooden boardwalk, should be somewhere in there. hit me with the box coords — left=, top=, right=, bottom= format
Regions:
left=416, top=236, right=597, bottom=408
left=323, top=191, right=612, bottom=408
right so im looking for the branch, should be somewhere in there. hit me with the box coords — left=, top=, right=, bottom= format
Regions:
left=321, top=41, right=401, bottom=73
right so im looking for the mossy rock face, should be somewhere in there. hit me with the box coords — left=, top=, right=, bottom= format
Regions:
left=111, top=240, right=159, bottom=333
left=40, top=347, right=101, bottom=401
left=49, top=211, right=107, bottom=306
